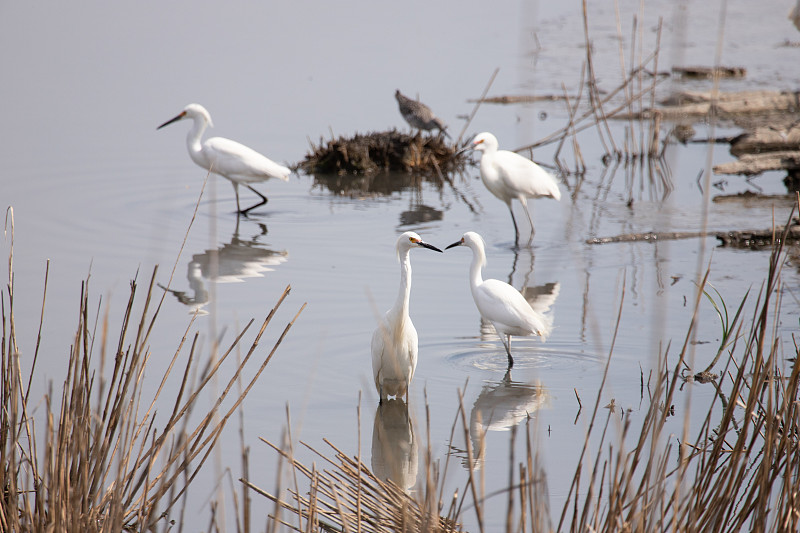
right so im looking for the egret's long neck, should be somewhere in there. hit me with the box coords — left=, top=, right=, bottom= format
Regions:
left=469, top=245, right=485, bottom=290
left=478, top=148, right=501, bottom=190
left=392, top=249, right=412, bottom=319
left=186, top=118, right=208, bottom=166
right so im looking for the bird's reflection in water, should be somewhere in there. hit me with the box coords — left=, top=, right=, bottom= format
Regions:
left=399, top=204, right=442, bottom=226
left=371, top=398, right=419, bottom=492
left=477, top=245, right=560, bottom=349
left=312, top=172, right=419, bottom=197
left=399, top=185, right=443, bottom=227
left=465, top=371, right=549, bottom=470
left=160, top=221, right=288, bottom=313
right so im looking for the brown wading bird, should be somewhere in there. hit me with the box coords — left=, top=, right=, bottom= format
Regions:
left=395, top=89, right=450, bottom=138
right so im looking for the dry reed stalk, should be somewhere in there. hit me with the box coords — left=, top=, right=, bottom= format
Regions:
left=581, top=0, right=618, bottom=158
left=2, top=189, right=304, bottom=531
left=515, top=70, right=668, bottom=155
left=647, top=19, right=664, bottom=158
left=456, top=68, right=499, bottom=148
left=247, top=431, right=465, bottom=533
left=554, top=73, right=588, bottom=177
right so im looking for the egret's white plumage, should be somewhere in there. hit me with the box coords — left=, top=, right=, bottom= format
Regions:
left=447, top=232, right=550, bottom=368
left=372, top=232, right=442, bottom=402
left=473, top=132, right=560, bottom=245
left=158, top=103, right=290, bottom=214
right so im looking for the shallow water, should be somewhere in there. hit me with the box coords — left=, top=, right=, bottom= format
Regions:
left=2, top=1, right=799, bottom=530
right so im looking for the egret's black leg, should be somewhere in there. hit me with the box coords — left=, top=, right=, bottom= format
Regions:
left=241, top=185, right=268, bottom=215
left=508, top=204, right=520, bottom=247
left=500, top=334, right=514, bottom=368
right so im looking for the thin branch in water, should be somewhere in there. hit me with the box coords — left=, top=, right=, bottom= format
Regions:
left=457, top=68, right=500, bottom=147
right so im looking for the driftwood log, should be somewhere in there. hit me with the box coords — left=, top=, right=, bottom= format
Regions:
left=713, top=151, right=800, bottom=176
left=713, top=122, right=800, bottom=188
left=586, top=225, right=800, bottom=249
left=716, top=222, right=800, bottom=248
left=728, top=122, right=800, bottom=156
left=671, top=66, right=746, bottom=80
left=654, top=90, right=800, bottom=119
left=468, top=94, right=568, bottom=104
left=712, top=191, right=799, bottom=208
left=586, top=231, right=704, bottom=245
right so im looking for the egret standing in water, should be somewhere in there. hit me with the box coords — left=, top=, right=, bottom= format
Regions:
left=395, top=90, right=449, bottom=137
left=372, top=232, right=442, bottom=403
left=157, top=103, right=290, bottom=214
left=472, top=132, right=560, bottom=246
left=446, top=232, right=549, bottom=368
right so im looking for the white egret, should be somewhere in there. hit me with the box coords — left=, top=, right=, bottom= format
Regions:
left=157, top=103, right=290, bottom=214
left=472, top=132, right=560, bottom=246
left=446, top=232, right=550, bottom=368
left=395, top=90, right=449, bottom=137
left=372, top=232, right=443, bottom=403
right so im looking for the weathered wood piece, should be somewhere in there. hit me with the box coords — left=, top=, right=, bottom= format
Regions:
left=672, top=66, right=746, bottom=79
left=586, top=231, right=705, bottom=245
left=654, top=90, right=800, bottom=118
left=716, top=223, right=800, bottom=248
left=729, top=123, right=800, bottom=156
left=712, top=191, right=798, bottom=208
left=713, top=151, right=800, bottom=176
left=469, top=94, right=569, bottom=104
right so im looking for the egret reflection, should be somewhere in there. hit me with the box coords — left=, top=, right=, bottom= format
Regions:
left=371, top=398, right=419, bottom=492
left=160, top=221, right=287, bottom=313
left=479, top=281, right=560, bottom=345
left=466, top=372, right=549, bottom=470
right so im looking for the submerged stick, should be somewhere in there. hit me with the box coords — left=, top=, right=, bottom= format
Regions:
left=586, top=231, right=706, bottom=244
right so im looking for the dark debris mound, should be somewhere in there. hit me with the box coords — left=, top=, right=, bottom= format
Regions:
left=716, top=219, right=800, bottom=249
left=297, top=129, right=470, bottom=176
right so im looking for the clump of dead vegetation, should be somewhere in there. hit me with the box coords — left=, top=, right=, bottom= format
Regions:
left=297, top=129, right=469, bottom=176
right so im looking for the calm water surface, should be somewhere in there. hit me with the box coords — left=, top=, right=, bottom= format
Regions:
left=2, top=1, right=799, bottom=530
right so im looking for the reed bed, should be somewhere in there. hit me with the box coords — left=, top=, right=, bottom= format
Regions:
left=504, top=0, right=676, bottom=207
left=243, top=204, right=799, bottom=532
left=1, top=210, right=304, bottom=531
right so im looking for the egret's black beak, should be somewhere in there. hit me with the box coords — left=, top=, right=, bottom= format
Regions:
left=454, top=144, right=471, bottom=156
left=445, top=239, right=463, bottom=250
left=419, top=241, right=443, bottom=253
left=157, top=111, right=185, bottom=130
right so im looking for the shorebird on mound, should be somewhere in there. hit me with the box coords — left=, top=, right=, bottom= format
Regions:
left=395, top=89, right=449, bottom=138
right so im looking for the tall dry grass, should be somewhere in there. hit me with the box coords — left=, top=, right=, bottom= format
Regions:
left=1, top=207, right=304, bottom=531
left=243, top=205, right=799, bottom=532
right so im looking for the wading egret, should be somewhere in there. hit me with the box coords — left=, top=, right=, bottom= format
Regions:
left=472, top=132, right=560, bottom=246
left=372, top=232, right=443, bottom=403
left=157, top=103, right=290, bottom=214
left=395, top=90, right=449, bottom=137
left=446, top=232, right=549, bottom=368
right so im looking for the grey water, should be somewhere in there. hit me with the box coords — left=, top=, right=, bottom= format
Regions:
left=2, top=1, right=799, bottom=530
